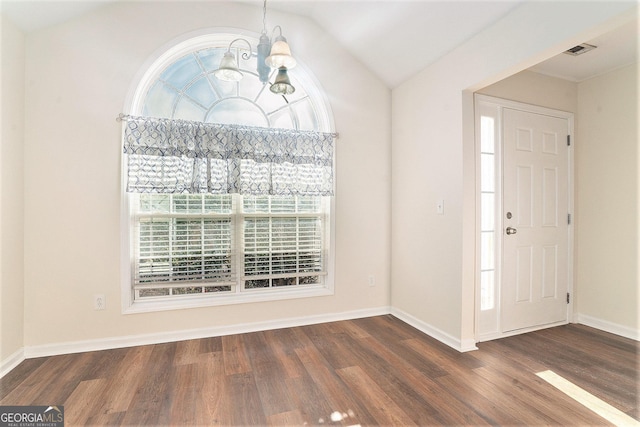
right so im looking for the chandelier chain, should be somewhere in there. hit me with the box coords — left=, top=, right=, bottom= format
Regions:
left=262, top=0, right=268, bottom=35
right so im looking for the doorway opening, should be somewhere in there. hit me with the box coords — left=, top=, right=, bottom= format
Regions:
left=475, top=94, right=574, bottom=342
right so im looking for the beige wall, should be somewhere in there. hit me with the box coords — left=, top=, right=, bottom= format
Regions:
left=478, top=70, right=578, bottom=113
left=21, top=2, right=391, bottom=348
left=392, top=2, right=636, bottom=348
left=575, top=63, right=639, bottom=331
left=0, top=14, right=26, bottom=362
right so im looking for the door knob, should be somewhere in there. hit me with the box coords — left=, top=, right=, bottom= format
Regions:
left=506, top=227, right=517, bottom=235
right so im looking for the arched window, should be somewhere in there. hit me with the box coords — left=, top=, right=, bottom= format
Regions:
left=136, top=33, right=332, bottom=130
left=122, top=32, right=335, bottom=312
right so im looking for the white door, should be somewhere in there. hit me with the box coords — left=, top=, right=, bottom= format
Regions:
left=501, top=108, right=570, bottom=332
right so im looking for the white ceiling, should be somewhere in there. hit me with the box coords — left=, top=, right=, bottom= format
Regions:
left=530, top=19, right=638, bottom=83
left=0, top=0, right=115, bottom=32
left=265, top=0, right=523, bottom=87
left=1, top=0, right=637, bottom=88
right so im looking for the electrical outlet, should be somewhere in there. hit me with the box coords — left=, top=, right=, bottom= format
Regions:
left=94, top=294, right=105, bottom=310
left=368, top=274, right=376, bottom=287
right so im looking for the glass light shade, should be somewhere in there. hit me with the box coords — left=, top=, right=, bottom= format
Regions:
left=257, top=34, right=271, bottom=84
left=214, top=51, right=243, bottom=82
left=270, top=67, right=295, bottom=95
left=265, top=36, right=297, bottom=69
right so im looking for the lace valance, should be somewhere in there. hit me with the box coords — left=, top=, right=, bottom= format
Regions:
left=122, top=115, right=335, bottom=196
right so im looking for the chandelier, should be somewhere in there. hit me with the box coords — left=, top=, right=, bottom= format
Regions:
left=214, top=0, right=296, bottom=95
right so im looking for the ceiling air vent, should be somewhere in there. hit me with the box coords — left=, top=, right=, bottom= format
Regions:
left=564, top=43, right=597, bottom=56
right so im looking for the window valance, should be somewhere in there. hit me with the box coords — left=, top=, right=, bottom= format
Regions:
left=122, top=115, right=335, bottom=196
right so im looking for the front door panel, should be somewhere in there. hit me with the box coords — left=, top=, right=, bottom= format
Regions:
left=502, top=108, right=569, bottom=332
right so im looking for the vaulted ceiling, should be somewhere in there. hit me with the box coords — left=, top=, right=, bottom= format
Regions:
left=1, top=0, right=637, bottom=88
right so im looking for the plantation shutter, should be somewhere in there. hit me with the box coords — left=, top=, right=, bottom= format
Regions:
left=244, top=217, right=324, bottom=279
left=242, top=196, right=326, bottom=288
left=132, top=194, right=236, bottom=295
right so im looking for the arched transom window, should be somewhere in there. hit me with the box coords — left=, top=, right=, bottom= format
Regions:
left=135, top=33, right=330, bottom=131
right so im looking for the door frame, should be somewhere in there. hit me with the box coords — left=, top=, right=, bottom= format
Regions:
left=474, top=94, right=575, bottom=342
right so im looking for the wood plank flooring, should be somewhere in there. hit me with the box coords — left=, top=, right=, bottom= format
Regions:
left=1, top=315, right=638, bottom=426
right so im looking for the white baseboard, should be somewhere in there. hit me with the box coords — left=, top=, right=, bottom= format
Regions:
left=24, top=306, right=391, bottom=359
left=390, top=307, right=478, bottom=352
left=7, top=309, right=635, bottom=378
left=11, top=305, right=480, bottom=378
left=575, top=313, right=639, bottom=341
left=1, top=348, right=25, bottom=379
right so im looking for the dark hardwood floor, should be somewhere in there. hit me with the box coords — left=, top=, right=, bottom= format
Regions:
left=1, top=315, right=638, bottom=426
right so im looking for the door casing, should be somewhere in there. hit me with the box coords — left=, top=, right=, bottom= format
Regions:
left=474, top=94, right=574, bottom=342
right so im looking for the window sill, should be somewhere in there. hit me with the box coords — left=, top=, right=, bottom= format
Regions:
left=122, top=284, right=334, bottom=314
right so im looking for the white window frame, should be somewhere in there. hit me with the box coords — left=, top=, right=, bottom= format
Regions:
left=120, top=30, right=336, bottom=314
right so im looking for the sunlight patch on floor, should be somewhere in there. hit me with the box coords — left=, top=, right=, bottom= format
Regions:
left=315, top=409, right=360, bottom=426
left=536, top=370, right=639, bottom=427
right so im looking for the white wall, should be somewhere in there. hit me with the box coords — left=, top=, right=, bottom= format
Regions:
left=391, top=1, right=636, bottom=350
left=575, top=63, right=638, bottom=334
left=0, top=14, right=26, bottom=366
left=21, top=1, right=391, bottom=350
